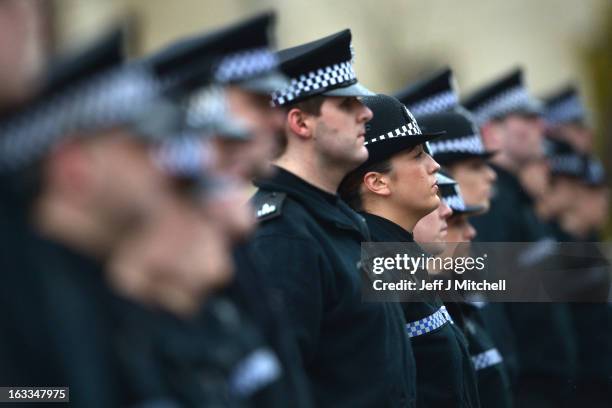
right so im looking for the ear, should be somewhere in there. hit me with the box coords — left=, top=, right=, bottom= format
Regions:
left=363, top=171, right=392, bottom=197
left=286, top=108, right=315, bottom=140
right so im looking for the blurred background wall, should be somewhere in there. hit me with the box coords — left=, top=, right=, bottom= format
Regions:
left=49, top=0, right=612, bottom=234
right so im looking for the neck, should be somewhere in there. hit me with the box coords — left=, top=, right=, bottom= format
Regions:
left=274, top=150, right=348, bottom=195
left=33, top=195, right=118, bottom=260
left=363, top=200, right=422, bottom=233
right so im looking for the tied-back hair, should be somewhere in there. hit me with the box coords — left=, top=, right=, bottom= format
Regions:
left=339, top=159, right=393, bottom=211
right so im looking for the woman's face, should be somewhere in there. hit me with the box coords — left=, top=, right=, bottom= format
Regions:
left=447, top=158, right=496, bottom=211
left=385, top=144, right=441, bottom=217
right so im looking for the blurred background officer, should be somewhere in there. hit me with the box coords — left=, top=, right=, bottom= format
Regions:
left=340, top=94, right=480, bottom=408
left=246, top=31, right=420, bottom=408
left=0, top=27, right=222, bottom=406
left=435, top=173, right=514, bottom=408
left=541, top=87, right=612, bottom=407
left=134, top=13, right=316, bottom=407
left=463, top=68, right=579, bottom=408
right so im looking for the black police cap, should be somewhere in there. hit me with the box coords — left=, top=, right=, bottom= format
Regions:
left=144, top=12, right=284, bottom=96
left=394, top=67, right=459, bottom=118
left=0, top=26, right=175, bottom=172
left=543, top=84, right=587, bottom=126
left=359, top=94, right=443, bottom=168
left=438, top=170, right=485, bottom=215
left=544, top=138, right=585, bottom=178
left=462, top=67, right=542, bottom=125
left=272, top=29, right=373, bottom=106
left=417, top=107, right=496, bottom=165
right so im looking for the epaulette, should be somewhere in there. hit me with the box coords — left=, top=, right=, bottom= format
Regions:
left=252, top=191, right=286, bottom=222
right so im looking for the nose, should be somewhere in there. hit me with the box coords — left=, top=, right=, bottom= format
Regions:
left=359, top=104, right=374, bottom=123
left=440, top=202, right=453, bottom=220
left=486, top=164, right=497, bottom=182
left=428, top=154, right=441, bottom=174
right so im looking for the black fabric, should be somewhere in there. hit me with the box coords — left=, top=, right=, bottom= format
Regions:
left=470, top=164, right=580, bottom=406
left=460, top=304, right=513, bottom=408
left=462, top=68, right=527, bottom=115
left=144, top=12, right=275, bottom=89
left=361, top=212, right=480, bottom=408
left=277, top=30, right=353, bottom=82
left=247, top=166, right=416, bottom=408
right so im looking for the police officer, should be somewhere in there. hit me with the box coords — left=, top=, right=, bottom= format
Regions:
left=434, top=173, right=514, bottom=408
left=0, top=27, right=210, bottom=406
left=396, top=68, right=518, bottom=398
left=463, top=68, right=577, bottom=407
left=140, top=13, right=316, bottom=407
left=339, top=93, right=480, bottom=408
left=246, top=31, right=417, bottom=407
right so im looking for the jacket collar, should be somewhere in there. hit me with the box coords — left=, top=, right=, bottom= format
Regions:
left=360, top=212, right=415, bottom=243
left=254, top=166, right=369, bottom=239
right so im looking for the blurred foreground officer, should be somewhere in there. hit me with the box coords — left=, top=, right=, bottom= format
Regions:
left=0, top=28, right=201, bottom=406
left=464, top=68, right=578, bottom=408
left=247, top=31, right=418, bottom=408
left=135, top=13, right=316, bottom=407
left=340, top=94, right=480, bottom=408
left=145, top=11, right=287, bottom=182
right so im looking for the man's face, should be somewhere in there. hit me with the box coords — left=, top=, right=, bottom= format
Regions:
left=447, top=158, right=497, bottom=211
left=446, top=215, right=477, bottom=243
left=0, top=0, right=44, bottom=107
left=440, top=215, right=476, bottom=258
left=223, top=86, right=285, bottom=179
left=312, top=96, right=372, bottom=170
left=413, top=201, right=452, bottom=255
left=385, top=145, right=441, bottom=217
left=545, top=176, right=581, bottom=217
left=77, top=130, right=174, bottom=233
left=500, top=114, right=545, bottom=164
left=518, top=158, right=550, bottom=200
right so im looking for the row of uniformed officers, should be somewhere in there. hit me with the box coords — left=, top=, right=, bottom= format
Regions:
left=0, top=7, right=609, bottom=408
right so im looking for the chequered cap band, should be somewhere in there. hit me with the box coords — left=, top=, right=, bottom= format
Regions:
left=152, top=136, right=214, bottom=177
left=363, top=121, right=423, bottom=146
left=272, top=60, right=356, bottom=106
left=473, top=86, right=535, bottom=125
left=408, top=90, right=458, bottom=117
left=550, top=154, right=583, bottom=176
left=546, top=95, right=585, bottom=125
left=187, top=85, right=228, bottom=128
left=405, top=305, right=454, bottom=338
left=443, top=193, right=466, bottom=212
left=214, top=47, right=278, bottom=83
left=471, top=348, right=503, bottom=370
left=587, top=159, right=605, bottom=183
left=0, top=66, right=159, bottom=171
left=429, top=134, right=486, bottom=156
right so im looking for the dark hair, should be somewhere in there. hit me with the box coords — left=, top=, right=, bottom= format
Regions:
left=339, top=159, right=393, bottom=211
left=284, top=95, right=326, bottom=116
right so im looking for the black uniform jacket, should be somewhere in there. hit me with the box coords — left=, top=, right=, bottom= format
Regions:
left=361, top=212, right=480, bottom=408
left=247, top=167, right=416, bottom=408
